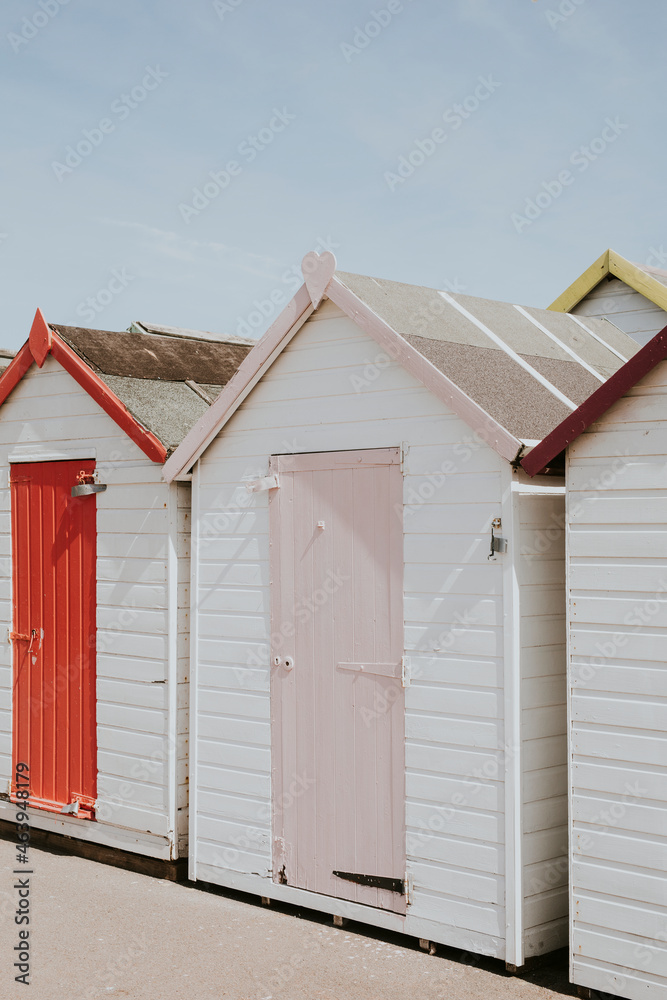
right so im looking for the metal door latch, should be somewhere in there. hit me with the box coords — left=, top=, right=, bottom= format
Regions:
left=10, top=629, right=37, bottom=652
left=489, top=517, right=507, bottom=557
left=60, top=801, right=79, bottom=816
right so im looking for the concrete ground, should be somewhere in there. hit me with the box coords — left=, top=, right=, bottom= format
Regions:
left=1, top=837, right=580, bottom=1000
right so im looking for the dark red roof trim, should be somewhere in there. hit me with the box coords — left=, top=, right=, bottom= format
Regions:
left=521, top=323, right=667, bottom=477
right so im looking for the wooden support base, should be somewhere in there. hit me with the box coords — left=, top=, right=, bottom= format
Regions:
left=333, top=914, right=347, bottom=927
left=419, top=939, right=437, bottom=955
left=575, top=987, right=593, bottom=999
left=261, top=896, right=271, bottom=906
left=0, top=819, right=187, bottom=882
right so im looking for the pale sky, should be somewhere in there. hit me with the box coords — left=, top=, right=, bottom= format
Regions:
left=1, top=0, right=664, bottom=349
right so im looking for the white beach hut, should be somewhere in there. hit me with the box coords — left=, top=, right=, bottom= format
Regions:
left=164, top=252, right=638, bottom=965
left=523, top=328, right=667, bottom=999
left=0, top=311, right=250, bottom=869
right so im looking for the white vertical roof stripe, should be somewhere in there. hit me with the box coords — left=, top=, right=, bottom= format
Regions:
left=438, top=291, right=578, bottom=411
left=567, top=314, right=631, bottom=363
left=513, top=305, right=605, bottom=382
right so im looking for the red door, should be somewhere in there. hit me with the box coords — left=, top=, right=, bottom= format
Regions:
left=11, top=460, right=97, bottom=818
left=270, top=449, right=405, bottom=913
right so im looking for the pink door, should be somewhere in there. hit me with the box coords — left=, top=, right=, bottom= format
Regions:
left=269, top=448, right=405, bottom=913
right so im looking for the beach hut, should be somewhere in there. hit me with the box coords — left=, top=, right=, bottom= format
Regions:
left=163, top=251, right=638, bottom=965
left=0, top=311, right=251, bottom=868
left=522, top=328, right=667, bottom=999
left=550, top=248, right=667, bottom=348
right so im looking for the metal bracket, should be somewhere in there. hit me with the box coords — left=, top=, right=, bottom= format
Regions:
left=401, top=656, right=410, bottom=688
left=489, top=517, right=507, bottom=557
left=245, top=474, right=279, bottom=493
left=71, top=483, right=107, bottom=497
left=333, top=870, right=405, bottom=894
left=60, top=801, right=79, bottom=816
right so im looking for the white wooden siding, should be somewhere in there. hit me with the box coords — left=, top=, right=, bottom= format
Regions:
left=573, top=277, right=667, bottom=347
left=567, top=359, right=667, bottom=999
left=517, top=488, right=568, bottom=958
left=191, top=301, right=562, bottom=958
left=0, top=358, right=183, bottom=860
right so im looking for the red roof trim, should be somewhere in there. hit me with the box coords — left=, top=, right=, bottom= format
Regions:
left=0, top=311, right=168, bottom=464
left=50, top=336, right=168, bottom=463
left=0, top=344, right=35, bottom=407
left=521, top=324, right=667, bottom=477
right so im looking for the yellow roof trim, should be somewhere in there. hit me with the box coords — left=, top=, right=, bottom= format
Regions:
left=548, top=249, right=667, bottom=314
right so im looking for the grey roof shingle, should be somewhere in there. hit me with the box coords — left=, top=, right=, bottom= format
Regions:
left=50, top=324, right=251, bottom=452
left=336, top=271, right=640, bottom=443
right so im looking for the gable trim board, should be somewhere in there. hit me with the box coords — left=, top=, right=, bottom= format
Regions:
left=549, top=249, right=667, bottom=316
left=0, top=310, right=168, bottom=463
left=520, top=324, right=667, bottom=477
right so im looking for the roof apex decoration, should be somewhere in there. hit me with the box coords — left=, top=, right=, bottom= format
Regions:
left=28, top=308, right=52, bottom=367
left=302, top=251, right=337, bottom=307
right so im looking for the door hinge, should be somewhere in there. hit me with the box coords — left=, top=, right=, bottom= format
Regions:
left=401, top=656, right=410, bottom=688
left=333, top=870, right=405, bottom=894
left=245, top=474, right=279, bottom=493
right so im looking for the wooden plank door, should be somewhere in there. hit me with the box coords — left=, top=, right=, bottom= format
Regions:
left=11, top=460, right=97, bottom=818
left=270, top=448, right=405, bottom=913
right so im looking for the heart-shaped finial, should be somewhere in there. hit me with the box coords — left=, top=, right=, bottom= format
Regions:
left=29, top=308, right=53, bottom=368
left=302, top=251, right=337, bottom=307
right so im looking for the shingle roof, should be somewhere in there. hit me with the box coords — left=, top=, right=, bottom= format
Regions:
left=164, top=254, right=645, bottom=482
left=336, top=271, right=639, bottom=442
left=129, top=320, right=255, bottom=346
left=50, top=324, right=252, bottom=450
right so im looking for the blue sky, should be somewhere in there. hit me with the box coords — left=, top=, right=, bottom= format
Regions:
left=1, top=0, right=664, bottom=348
